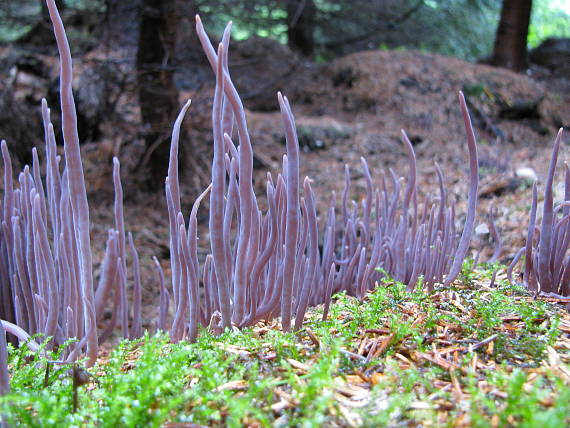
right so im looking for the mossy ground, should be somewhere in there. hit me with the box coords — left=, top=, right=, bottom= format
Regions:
left=2, top=263, right=570, bottom=427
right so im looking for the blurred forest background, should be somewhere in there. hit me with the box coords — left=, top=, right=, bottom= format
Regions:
left=1, top=1, right=569, bottom=60
left=0, top=0, right=569, bottom=194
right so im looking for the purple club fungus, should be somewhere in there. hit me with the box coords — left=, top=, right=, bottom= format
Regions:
left=509, top=129, right=570, bottom=300
left=0, top=2, right=484, bottom=381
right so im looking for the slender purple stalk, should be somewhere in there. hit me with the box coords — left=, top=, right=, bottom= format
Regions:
left=154, top=256, right=169, bottom=332
left=128, top=233, right=143, bottom=339
left=45, top=0, right=97, bottom=366
left=322, top=263, right=336, bottom=321
left=167, top=100, right=192, bottom=313
left=510, top=129, right=569, bottom=299
left=112, top=157, right=129, bottom=338
left=117, top=258, right=128, bottom=338
left=186, top=184, right=212, bottom=340
left=278, top=93, right=300, bottom=332
left=94, top=231, right=118, bottom=321
left=486, top=205, right=502, bottom=263
left=0, top=320, right=40, bottom=352
left=294, top=178, right=319, bottom=330
left=536, top=129, right=562, bottom=293
left=209, top=43, right=231, bottom=328
left=443, top=92, right=479, bottom=286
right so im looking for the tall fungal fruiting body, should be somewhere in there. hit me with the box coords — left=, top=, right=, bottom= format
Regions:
left=331, top=92, right=478, bottom=293
left=444, top=92, right=479, bottom=286
left=509, top=129, right=570, bottom=299
left=279, top=93, right=301, bottom=332
left=0, top=0, right=145, bottom=367
left=112, top=156, right=129, bottom=339
left=485, top=204, right=503, bottom=264
left=45, top=0, right=98, bottom=365
left=165, top=100, right=192, bottom=341
left=1, top=4, right=483, bottom=368
left=209, top=41, right=231, bottom=329
left=195, top=17, right=259, bottom=329
left=154, top=256, right=169, bottom=332
left=186, top=19, right=480, bottom=333
left=128, top=232, right=143, bottom=339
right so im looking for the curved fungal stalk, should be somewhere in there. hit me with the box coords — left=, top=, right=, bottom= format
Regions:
left=167, top=100, right=192, bottom=312
left=186, top=184, right=212, bottom=340
left=361, top=158, right=373, bottom=238
left=294, top=178, right=319, bottom=330
left=45, top=0, right=98, bottom=366
left=128, top=233, right=143, bottom=339
left=278, top=93, right=301, bottom=332
left=507, top=247, right=526, bottom=286
left=196, top=16, right=257, bottom=328
left=210, top=43, right=232, bottom=328
left=486, top=204, right=502, bottom=264
left=444, top=91, right=479, bottom=287
left=509, top=129, right=570, bottom=298
left=112, top=157, right=129, bottom=337
left=117, top=259, right=129, bottom=339
left=400, top=130, right=417, bottom=211
left=94, top=230, right=118, bottom=321
left=154, top=256, right=169, bottom=332
left=536, top=129, right=563, bottom=293
left=170, top=213, right=188, bottom=342
left=322, top=263, right=336, bottom=321
left=0, top=320, right=40, bottom=352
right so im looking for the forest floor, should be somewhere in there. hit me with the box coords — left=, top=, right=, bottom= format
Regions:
left=2, top=40, right=570, bottom=426
left=80, top=46, right=570, bottom=326
left=3, top=265, right=570, bottom=426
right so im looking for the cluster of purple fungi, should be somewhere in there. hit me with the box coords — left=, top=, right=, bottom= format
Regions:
left=0, top=0, right=567, bottom=397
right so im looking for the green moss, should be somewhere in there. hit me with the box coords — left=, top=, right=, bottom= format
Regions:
left=1, top=264, right=569, bottom=426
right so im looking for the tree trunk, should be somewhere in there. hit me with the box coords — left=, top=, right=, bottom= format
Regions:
left=136, top=0, right=180, bottom=188
left=174, top=0, right=204, bottom=64
left=286, top=0, right=316, bottom=57
left=491, top=0, right=533, bottom=71
left=104, top=0, right=140, bottom=50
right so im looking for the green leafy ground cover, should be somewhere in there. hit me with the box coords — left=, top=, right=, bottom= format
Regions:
left=2, top=263, right=570, bottom=427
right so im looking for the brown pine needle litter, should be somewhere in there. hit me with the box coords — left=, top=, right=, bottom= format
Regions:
left=15, top=265, right=561, bottom=427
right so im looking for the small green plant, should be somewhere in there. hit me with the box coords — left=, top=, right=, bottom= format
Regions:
left=2, top=264, right=569, bottom=426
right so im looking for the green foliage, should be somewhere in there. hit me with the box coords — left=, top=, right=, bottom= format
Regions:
left=468, top=369, right=570, bottom=427
left=0, top=0, right=105, bottom=43
left=1, top=265, right=569, bottom=426
left=529, top=0, right=570, bottom=48
left=0, top=1, right=39, bottom=42
left=200, top=0, right=501, bottom=61
left=3, top=0, right=569, bottom=63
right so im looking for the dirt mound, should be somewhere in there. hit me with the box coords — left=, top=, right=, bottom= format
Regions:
left=530, top=38, right=570, bottom=75
left=295, top=50, right=567, bottom=144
